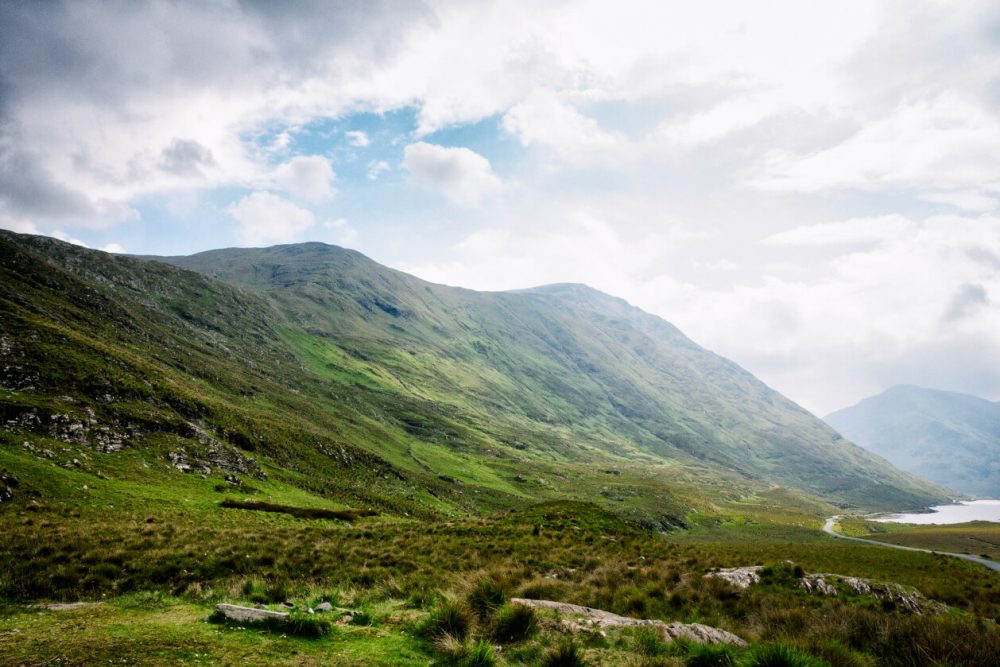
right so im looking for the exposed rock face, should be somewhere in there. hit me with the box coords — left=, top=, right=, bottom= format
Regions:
left=4, top=406, right=133, bottom=453
left=509, top=598, right=746, bottom=646
left=167, top=442, right=266, bottom=480
left=214, top=603, right=289, bottom=623
left=705, top=565, right=948, bottom=615
left=167, top=421, right=267, bottom=480
left=0, top=334, right=39, bottom=390
left=4, top=405, right=265, bottom=480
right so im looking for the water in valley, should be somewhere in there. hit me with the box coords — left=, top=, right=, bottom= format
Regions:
left=874, top=499, right=1000, bottom=524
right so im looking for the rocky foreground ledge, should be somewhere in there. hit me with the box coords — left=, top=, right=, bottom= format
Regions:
left=509, top=597, right=746, bottom=645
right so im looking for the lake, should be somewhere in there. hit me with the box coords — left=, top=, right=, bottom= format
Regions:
left=874, top=499, right=1000, bottom=524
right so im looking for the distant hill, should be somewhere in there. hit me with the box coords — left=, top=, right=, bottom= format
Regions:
left=825, top=385, right=1000, bottom=497
left=1, top=231, right=947, bottom=518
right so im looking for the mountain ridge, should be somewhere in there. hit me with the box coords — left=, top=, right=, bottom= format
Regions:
left=2, top=231, right=948, bottom=518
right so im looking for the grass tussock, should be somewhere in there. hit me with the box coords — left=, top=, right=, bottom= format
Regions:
left=421, top=598, right=474, bottom=640
left=491, top=603, right=538, bottom=643
left=541, top=640, right=587, bottom=667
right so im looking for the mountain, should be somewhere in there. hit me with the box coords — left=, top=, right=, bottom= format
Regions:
left=1, top=231, right=946, bottom=518
left=825, top=385, right=1000, bottom=497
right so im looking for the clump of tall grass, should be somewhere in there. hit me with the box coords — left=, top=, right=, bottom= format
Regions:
left=463, top=570, right=512, bottom=621
left=434, top=635, right=497, bottom=667
left=420, top=598, right=474, bottom=640
left=491, top=603, right=538, bottom=643
left=541, top=639, right=586, bottom=667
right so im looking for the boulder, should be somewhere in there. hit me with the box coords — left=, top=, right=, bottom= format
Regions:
left=706, top=566, right=762, bottom=589
left=315, top=602, right=334, bottom=612
left=214, top=603, right=289, bottom=623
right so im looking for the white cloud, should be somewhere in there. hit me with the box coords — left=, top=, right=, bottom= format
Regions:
left=754, top=95, right=1000, bottom=193
left=227, top=191, right=315, bottom=246
left=322, top=218, right=358, bottom=247
left=403, top=142, right=502, bottom=206
left=367, top=160, right=391, bottom=180
left=638, top=213, right=1000, bottom=413
left=762, top=214, right=913, bottom=247
left=50, top=230, right=88, bottom=247
left=920, top=190, right=998, bottom=213
left=501, top=91, right=626, bottom=166
left=273, top=155, right=335, bottom=201
left=100, top=242, right=125, bottom=253
left=345, top=131, right=369, bottom=147
left=269, top=132, right=293, bottom=153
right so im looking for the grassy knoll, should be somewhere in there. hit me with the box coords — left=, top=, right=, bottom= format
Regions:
left=837, top=517, right=1000, bottom=560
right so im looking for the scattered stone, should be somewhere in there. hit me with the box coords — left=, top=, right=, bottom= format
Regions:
left=510, top=598, right=745, bottom=646
left=315, top=602, right=334, bottom=612
left=605, top=469, right=621, bottom=475
left=214, top=603, right=288, bottom=623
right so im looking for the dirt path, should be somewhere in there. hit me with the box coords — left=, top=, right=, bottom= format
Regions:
left=823, top=516, right=1000, bottom=571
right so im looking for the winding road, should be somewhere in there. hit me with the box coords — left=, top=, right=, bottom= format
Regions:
left=823, top=516, right=1000, bottom=571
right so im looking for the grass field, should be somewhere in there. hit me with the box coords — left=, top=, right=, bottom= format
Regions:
left=837, top=517, right=1000, bottom=561
left=3, top=495, right=1000, bottom=666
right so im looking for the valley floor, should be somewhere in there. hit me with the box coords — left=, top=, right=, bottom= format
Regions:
left=3, top=500, right=1000, bottom=666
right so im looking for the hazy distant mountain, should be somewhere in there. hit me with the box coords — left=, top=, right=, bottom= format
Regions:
left=825, top=385, right=1000, bottom=497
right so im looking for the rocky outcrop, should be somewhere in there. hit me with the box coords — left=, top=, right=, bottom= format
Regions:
left=509, top=598, right=746, bottom=646
left=4, top=406, right=133, bottom=453
left=708, top=566, right=762, bottom=589
left=167, top=440, right=265, bottom=481
left=705, top=565, right=948, bottom=615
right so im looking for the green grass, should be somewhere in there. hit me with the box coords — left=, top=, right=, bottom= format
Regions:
left=837, top=517, right=1000, bottom=560
left=4, top=500, right=1000, bottom=665
left=0, top=600, right=428, bottom=666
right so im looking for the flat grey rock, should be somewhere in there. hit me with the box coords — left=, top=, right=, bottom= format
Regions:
left=215, top=603, right=289, bottom=623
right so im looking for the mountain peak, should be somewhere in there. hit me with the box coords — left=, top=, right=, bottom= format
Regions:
left=826, top=385, right=1000, bottom=497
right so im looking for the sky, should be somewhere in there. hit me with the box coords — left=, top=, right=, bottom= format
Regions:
left=2, top=0, right=1000, bottom=416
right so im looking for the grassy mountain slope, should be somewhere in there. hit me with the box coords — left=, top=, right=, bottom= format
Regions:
left=150, top=240, right=943, bottom=510
left=826, top=384, right=1000, bottom=497
left=7, top=231, right=996, bottom=667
